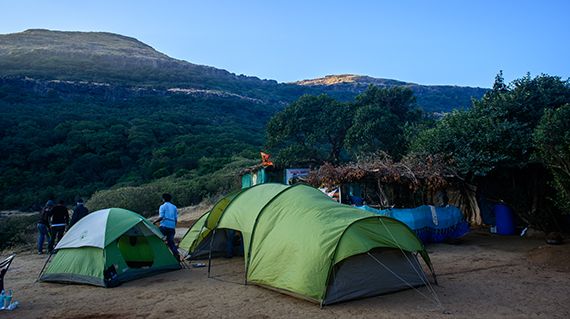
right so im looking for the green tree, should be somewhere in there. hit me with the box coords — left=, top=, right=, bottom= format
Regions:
left=534, top=104, right=570, bottom=214
left=412, top=74, right=570, bottom=176
left=345, top=86, right=421, bottom=158
left=266, top=94, right=353, bottom=164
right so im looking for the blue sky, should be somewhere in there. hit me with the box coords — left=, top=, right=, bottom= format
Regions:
left=1, top=0, right=569, bottom=88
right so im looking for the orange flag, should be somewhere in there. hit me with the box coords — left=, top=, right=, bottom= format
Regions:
left=260, top=152, right=273, bottom=167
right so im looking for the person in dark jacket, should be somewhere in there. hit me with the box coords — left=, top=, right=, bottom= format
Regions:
left=69, top=198, right=89, bottom=228
left=47, top=200, right=69, bottom=253
left=37, top=200, right=54, bottom=254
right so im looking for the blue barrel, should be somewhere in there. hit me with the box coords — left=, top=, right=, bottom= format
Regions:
left=494, top=203, right=515, bottom=235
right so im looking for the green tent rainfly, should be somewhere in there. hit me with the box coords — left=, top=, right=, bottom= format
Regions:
left=180, top=183, right=436, bottom=305
left=40, top=208, right=180, bottom=287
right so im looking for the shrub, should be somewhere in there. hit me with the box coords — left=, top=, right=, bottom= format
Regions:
left=86, top=185, right=163, bottom=217
left=0, top=214, right=38, bottom=251
left=86, top=157, right=254, bottom=216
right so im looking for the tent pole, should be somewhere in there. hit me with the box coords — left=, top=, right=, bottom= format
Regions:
left=207, top=229, right=216, bottom=278
left=419, top=251, right=438, bottom=285
left=416, top=252, right=438, bottom=286
left=430, top=265, right=439, bottom=285
left=37, top=251, right=53, bottom=282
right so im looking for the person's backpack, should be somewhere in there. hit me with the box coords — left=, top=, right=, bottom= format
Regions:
left=39, top=206, right=52, bottom=225
left=103, top=265, right=119, bottom=287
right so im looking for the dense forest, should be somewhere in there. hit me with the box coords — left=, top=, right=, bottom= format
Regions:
left=0, top=77, right=274, bottom=209
left=0, top=29, right=488, bottom=211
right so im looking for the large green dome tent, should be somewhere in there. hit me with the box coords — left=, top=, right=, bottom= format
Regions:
left=179, top=183, right=437, bottom=305
left=39, top=208, right=180, bottom=287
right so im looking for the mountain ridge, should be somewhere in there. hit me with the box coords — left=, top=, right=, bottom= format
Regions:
left=294, top=74, right=410, bottom=87
left=0, top=29, right=280, bottom=99
left=0, top=29, right=487, bottom=112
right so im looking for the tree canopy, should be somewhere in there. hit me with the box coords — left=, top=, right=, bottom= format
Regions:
left=265, top=94, right=353, bottom=165
left=345, top=86, right=421, bottom=158
left=266, top=86, right=424, bottom=165
left=0, top=79, right=274, bottom=209
left=412, top=73, right=570, bottom=176
left=534, top=103, right=570, bottom=214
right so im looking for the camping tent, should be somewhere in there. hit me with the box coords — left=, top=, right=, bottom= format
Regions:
left=180, top=183, right=436, bottom=305
left=39, top=208, right=180, bottom=287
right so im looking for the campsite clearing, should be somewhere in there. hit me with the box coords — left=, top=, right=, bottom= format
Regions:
left=2, top=230, right=569, bottom=318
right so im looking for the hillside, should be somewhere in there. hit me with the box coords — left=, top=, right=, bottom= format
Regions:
left=0, top=29, right=487, bottom=111
left=0, top=29, right=488, bottom=209
left=0, top=29, right=298, bottom=103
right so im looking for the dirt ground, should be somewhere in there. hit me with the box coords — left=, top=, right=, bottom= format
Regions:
left=1, top=230, right=569, bottom=319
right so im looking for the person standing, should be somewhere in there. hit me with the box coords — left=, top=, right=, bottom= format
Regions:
left=69, top=198, right=89, bottom=228
left=37, top=200, right=54, bottom=254
left=154, top=193, right=180, bottom=261
left=47, top=200, right=69, bottom=253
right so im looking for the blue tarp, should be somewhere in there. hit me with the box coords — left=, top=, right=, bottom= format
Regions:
left=357, top=205, right=469, bottom=243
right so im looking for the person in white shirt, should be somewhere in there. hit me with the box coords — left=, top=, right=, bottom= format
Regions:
left=154, top=193, right=180, bottom=261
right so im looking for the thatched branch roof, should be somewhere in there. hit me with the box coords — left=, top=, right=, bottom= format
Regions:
left=305, top=153, right=462, bottom=192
